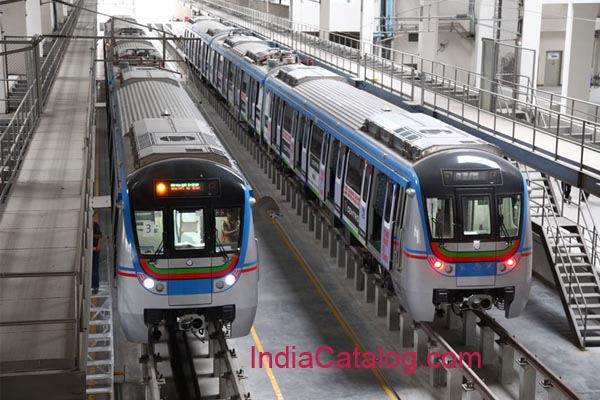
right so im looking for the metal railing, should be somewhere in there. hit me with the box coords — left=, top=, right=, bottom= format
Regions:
left=524, top=167, right=593, bottom=346
left=194, top=0, right=600, bottom=183
left=0, top=1, right=82, bottom=203
left=199, top=0, right=600, bottom=126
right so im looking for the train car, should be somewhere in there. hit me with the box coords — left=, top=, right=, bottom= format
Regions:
left=182, top=18, right=297, bottom=130
left=182, top=21, right=532, bottom=320
left=107, top=62, right=258, bottom=343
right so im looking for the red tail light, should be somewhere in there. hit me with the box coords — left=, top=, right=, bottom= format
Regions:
left=504, top=255, right=520, bottom=269
left=428, top=256, right=444, bottom=271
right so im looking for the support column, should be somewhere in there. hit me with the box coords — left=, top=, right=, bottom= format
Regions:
left=359, top=0, right=374, bottom=55
left=319, top=0, right=331, bottom=40
left=561, top=3, right=599, bottom=108
left=417, top=0, right=439, bottom=62
left=0, top=14, right=6, bottom=114
left=41, top=2, right=54, bottom=36
left=475, top=0, right=496, bottom=77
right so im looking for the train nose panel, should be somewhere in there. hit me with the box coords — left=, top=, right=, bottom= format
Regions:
left=167, top=257, right=213, bottom=306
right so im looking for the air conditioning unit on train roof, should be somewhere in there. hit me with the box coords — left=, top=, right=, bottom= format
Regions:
left=361, top=111, right=501, bottom=161
left=131, top=118, right=230, bottom=167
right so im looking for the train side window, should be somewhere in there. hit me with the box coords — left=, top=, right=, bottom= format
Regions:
left=271, top=97, right=280, bottom=142
left=345, top=151, right=363, bottom=194
left=361, top=164, right=371, bottom=202
left=497, top=194, right=521, bottom=237
left=336, top=145, right=345, bottom=179
left=173, top=209, right=205, bottom=250
left=369, top=172, right=387, bottom=246
left=310, top=125, right=324, bottom=157
left=396, top=187, right=406, bottom=228
left=384, top=181, right=394, bottom=222
left=283, top=103, right=293, bottom=133
left=309, top=125, right=324, bottom=169
left=425, top=197, right=455, bottom=239
left=215, top=207, right=242, bottom=251
left=134, top=210, right=164, bottom=255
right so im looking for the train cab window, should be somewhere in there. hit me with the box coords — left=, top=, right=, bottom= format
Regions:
left=425, top=197, right=455, bottom=239
left=461, top=196, right=491, bottom=236
left=497, top=194, right=521, bottom=238
left=215, top=207, right=242, bottom=251
left=173, top=209, right=205, bottom=250
left=345, top=151, right=363, bottom=194
left=135, top=211, right=164, bottom=255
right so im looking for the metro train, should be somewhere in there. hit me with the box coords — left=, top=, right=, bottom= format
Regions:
left=182, top=16, right=532, bottom=320
left=106, top=16, right=258, bottom=343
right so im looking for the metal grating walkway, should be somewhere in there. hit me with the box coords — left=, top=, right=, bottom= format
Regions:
left=0, top=1, right=97, bottom=398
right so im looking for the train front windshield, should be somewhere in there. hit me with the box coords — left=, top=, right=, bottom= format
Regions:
left=133, top=206, right=243, bottom=257
left=425, top=194, right=522, bottom=241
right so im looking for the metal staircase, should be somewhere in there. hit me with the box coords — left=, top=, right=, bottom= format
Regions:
left=521, top=165, right=600, bottom=347
left=86, top=282, right=115, bottom=399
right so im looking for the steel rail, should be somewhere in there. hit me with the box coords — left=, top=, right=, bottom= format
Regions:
left=475, top=310, right=580, bottom=400
left=420, top=322, right=500, bottom=400
left=166, top=325, right=202, bottom=400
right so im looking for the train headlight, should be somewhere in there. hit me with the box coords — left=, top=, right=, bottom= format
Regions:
left=143, top=277, right=155, bottom=289
left=225, top=274, right=236, bottom=286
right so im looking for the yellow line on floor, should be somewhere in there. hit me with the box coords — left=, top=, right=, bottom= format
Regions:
left=251, top=326, right=285, bottom=400
left=272, top=220, right=398, bottom=400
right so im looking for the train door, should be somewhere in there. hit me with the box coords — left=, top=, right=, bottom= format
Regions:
left=307, top=124, right=324, bottom=194
left=456, top=189, right=496, bottom=286
left=215, top=54, right=222, bottom=89
left=391, top=191, right=407, bottom=272
left=255, top=85, right=263, bottom=133
left=368, top=171, right=387, bottom=252
left=289, top=111, right=298, bottom=167
left=333, top=144, right=346, bottom=216
left=318, top=134, right=329, bottom=200
left=380, top=181, right=398, bottom=270
left=274, top=98, right=283, bottom=152
left=342, top=151, right=363, bottom=240
left=262, top=92, right=273, bottom=144
left=228, top=64, right=237, bottom=108
left=281, top=105, right=294, bottom=166
left=294, top=115, right=305, bottom=176
left=300, top=121, right=310, bottom=181
left=358, top=163, right=373, bottom=242
left=168, top=207, right=212, bottom=306
left=240, top=74, right=250, bottom=122
left=326, top=137, right=339, bottom=203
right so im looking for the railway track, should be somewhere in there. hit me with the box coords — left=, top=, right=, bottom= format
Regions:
left=158, top=27, right=581, bottom=399
left=142, top=321, right=251, bottom=400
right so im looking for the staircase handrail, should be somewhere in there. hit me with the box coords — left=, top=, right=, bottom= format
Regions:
left=528, top=174, right=590, bottom=344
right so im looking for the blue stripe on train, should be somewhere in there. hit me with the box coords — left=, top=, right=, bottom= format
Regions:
left=455, top=262, right=497, bottom=277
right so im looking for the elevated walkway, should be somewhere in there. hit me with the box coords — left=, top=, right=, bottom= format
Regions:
left=0, top=1, right=97, bottom=398
left=193, top=0, right=600, bottom=196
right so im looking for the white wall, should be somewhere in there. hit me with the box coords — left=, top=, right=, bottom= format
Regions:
left=326, top=0, right=361, bottom=32
left=436, top=31, right=475, bottom=71
left=291, top=0, right=319, bottom=27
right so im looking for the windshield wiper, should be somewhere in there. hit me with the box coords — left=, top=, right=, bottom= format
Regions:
left=498, top=215, right=513, bottom=245
left=214, top=230, right=229, bottom=262
left=431, top=217, right=446, bottom=248
left=149, top=238, right=163, bottom=262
